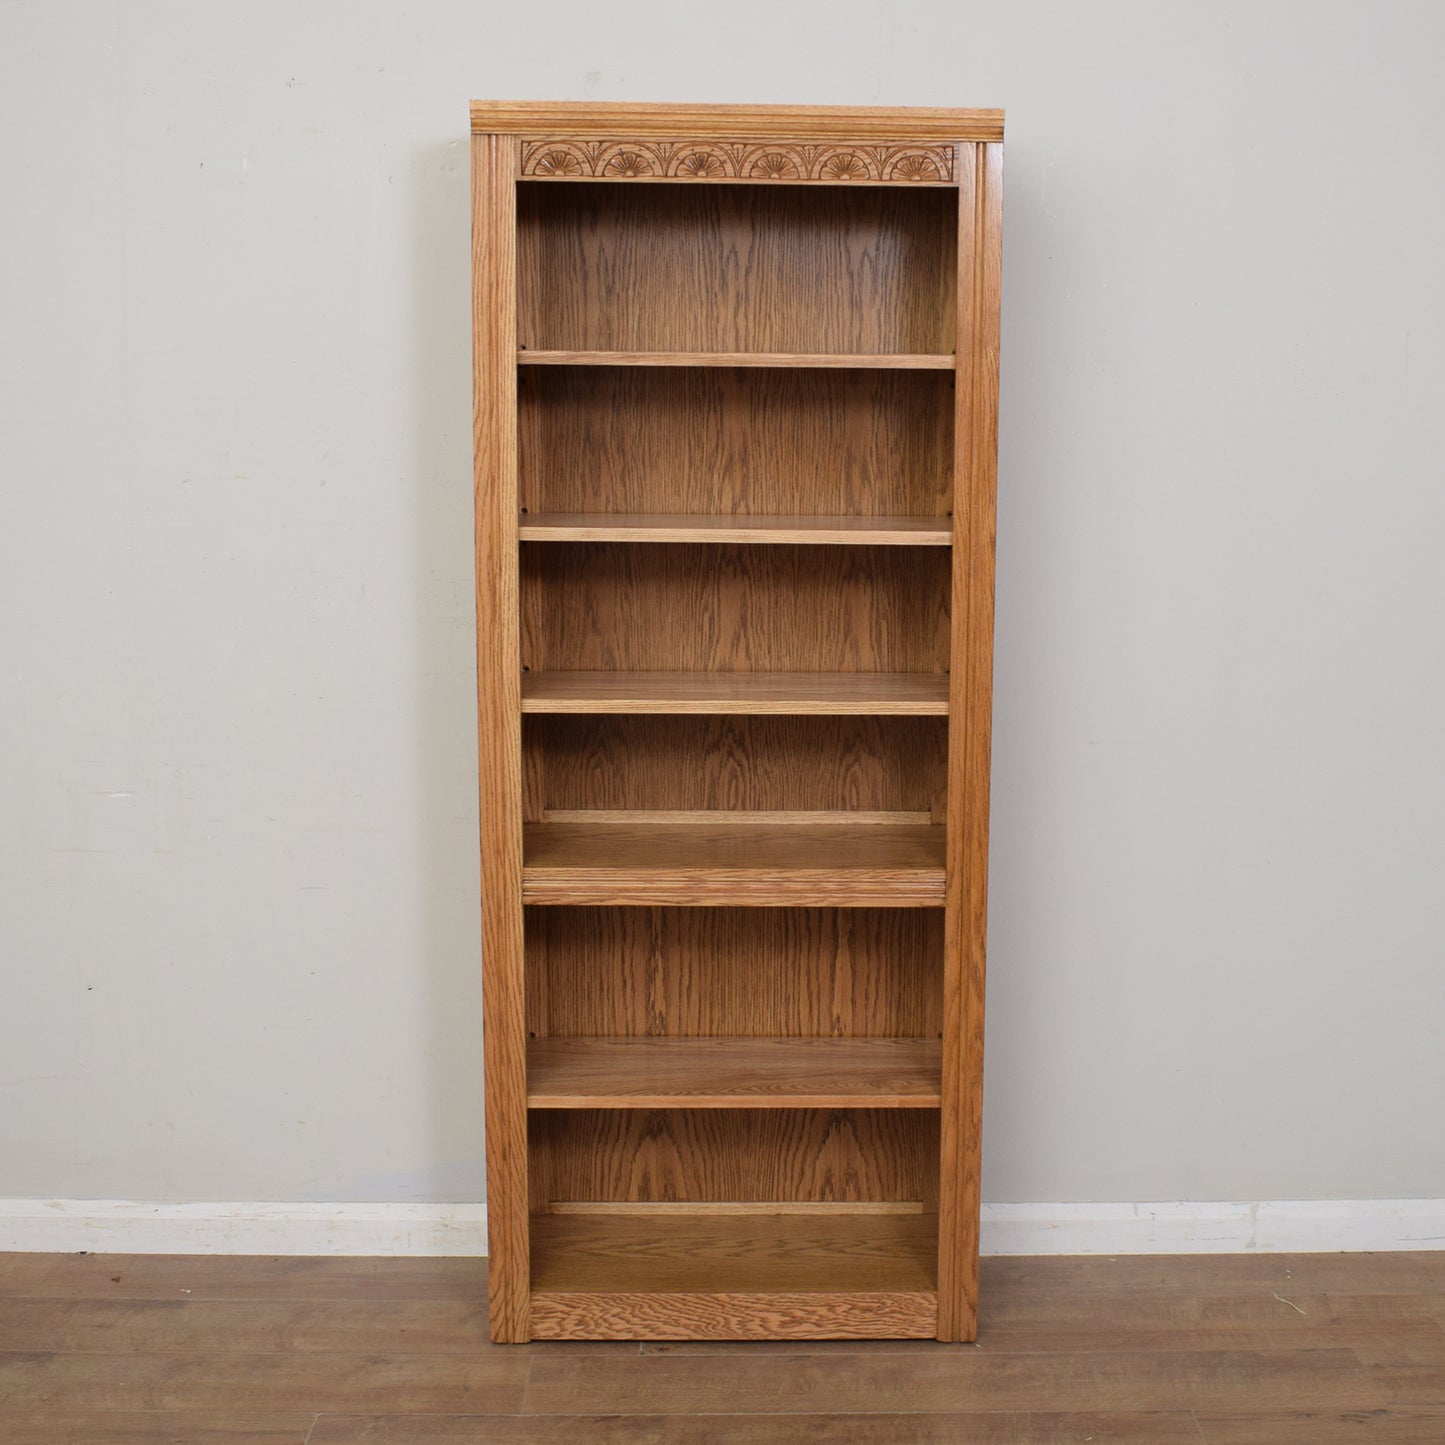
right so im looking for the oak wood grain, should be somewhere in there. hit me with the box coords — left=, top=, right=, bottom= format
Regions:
left=531, top=1108, right=938, bottom=1208
left=547, top=1201, right=925, bottom=1215
left=517, top=185, right=955, bottom=355
left=521, top=671, right=949, bottom=714
left=529, top=1291, right=937, bottom=1342
left=526, top=1036, right=942, bottom=1108
left=540, top=810, right=930, bottom=823
left=937, top=138, right=1004, bottom=1345
left=472, top=130, right=530, bottom=1342
left=519, top=350, right=955, bottom=368
left=479, top=100, right=1000, bottom=1342
left=472, top=99, right=1004, bottom=144
left=517, top=514, right=952, bottom=545
left=532, top=1212, right=935, bottom=1292
left=526, top=906, right=942, bottom=1038
left=518, top=366, right=952, bottom=518
left=521, top=818, right=946, bottom=906
left=529, top=1213, right=937, bottom=1339
left=520, top=543, right=950, bottom=674
left=527, top=714, right=945, bottom=817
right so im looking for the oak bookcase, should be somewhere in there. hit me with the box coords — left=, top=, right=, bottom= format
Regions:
left=471, top=101, right=1003, bottom=1343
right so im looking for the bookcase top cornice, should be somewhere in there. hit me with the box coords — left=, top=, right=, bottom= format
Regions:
left=470, top=100, right=1004, bottom=143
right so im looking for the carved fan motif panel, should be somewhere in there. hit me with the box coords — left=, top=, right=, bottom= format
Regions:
left=521, top=138, right=957, bottom=184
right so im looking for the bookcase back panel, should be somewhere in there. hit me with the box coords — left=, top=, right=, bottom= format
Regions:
left=525, top=715, right=945, bottom=818
left=520, top=543, right=950, bottom=673
left=518, top=367, right=953, bottom=517
left=517, top=183, right=956, bottom=354
left=532, top=1108, right=939, bottom=1207
left=526, top=907, right=942, bottom=1038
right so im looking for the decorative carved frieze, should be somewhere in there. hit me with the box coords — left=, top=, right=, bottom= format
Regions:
left=520, top=138, right=956, bottom=183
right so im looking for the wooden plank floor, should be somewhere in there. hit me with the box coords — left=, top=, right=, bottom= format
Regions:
left=0, top=1251, right=1442, bottom=1443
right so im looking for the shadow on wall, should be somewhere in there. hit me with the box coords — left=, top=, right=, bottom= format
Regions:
left=405, top=137, right=487, bottom=1205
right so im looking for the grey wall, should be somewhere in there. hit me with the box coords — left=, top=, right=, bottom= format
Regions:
left=2, top=1, right=1442, bottom=1206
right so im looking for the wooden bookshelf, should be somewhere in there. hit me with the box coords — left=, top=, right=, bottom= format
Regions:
left=473, top=100, right=1003, bottom=1343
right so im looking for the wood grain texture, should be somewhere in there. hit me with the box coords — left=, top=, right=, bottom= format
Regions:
left=937, top=139, right=1003, bottom=1344
left=306, top=1413, right=1210, bottom=1445
left=521, top=819, right=946, bottom=906
left=519, top=138, right=958, bottom=184
left=521, top=671, right=949, bottom=714
left=9, top=1248, right=1441, bottom=1441
left=530, top=1291, right=937, bottom=1341
left=0, top=1252, right=489, bottom=1302
left=472, top=100, right=1004, bottom=143
left=546, top=1201, right=925, bottom=1215
left=540, top=810, right=930, bottom=823
left=531, top=1108, right=938, bottom=1208
left=529, top=1214, right=935, bottom=1340
left=518, top=366, right=953, bottom=518
left=1195, top=1407, right=1445, bottom=1442
left=520, top=543, right=950, bottom=674
left=0, top=1413, right=313, bottom=1445
left=478, top=100, right=1000, bottom=1342
left=471, top=132, right=530, bottom=1343
left=518, top=184, right=954, bottom=354
left=526, top=1036, right=942, bottom=1108
left=0, top=1349, right=527, bottom=1413
left=518, top=514, right=953, bottom=545
left=532, top=1212, right=935, bottom=1291
left=527, top=715, right=945, bottom=815
left=526, top=906, right=942, bottom=1038
left=520, top=1348, right=1380, bottom=1416
left=519, top=350, right=954, bottom=367
left=0, top=1296, right=491, bottom=1357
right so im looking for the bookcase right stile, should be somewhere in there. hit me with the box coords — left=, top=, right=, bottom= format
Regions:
left=938, top=139, right=1003, bottom=1343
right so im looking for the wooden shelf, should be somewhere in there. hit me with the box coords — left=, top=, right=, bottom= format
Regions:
left=521, top=671, right=949, bottom=715
left=518, top=513, right=953, bottom=546
left=530, top=1211, right=938, bottom=1340
left=527, top=1036, right=941, bottom=1109
left=518, top=349, right=956, bottom=370
left=521, top=818, right=946, bottom=906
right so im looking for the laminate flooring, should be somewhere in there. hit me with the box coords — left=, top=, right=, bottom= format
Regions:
left=1, top=1250, right=1442, bottom=1442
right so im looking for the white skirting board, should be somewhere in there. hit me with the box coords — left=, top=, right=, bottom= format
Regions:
left=1, top=1198, right=1442, bottom=1256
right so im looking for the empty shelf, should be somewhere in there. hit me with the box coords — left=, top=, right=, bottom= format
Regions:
left=527, top=1036, right=942, bottom=1109
left=521, top=671, right=950, bottom=715
left=521, top=818, right=947, bottom=906
left=518, top=514, right=953, bottom=546
left=518, top=349, right=956, bottom=369
left=529, top=1211, right=937, bottom=1340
